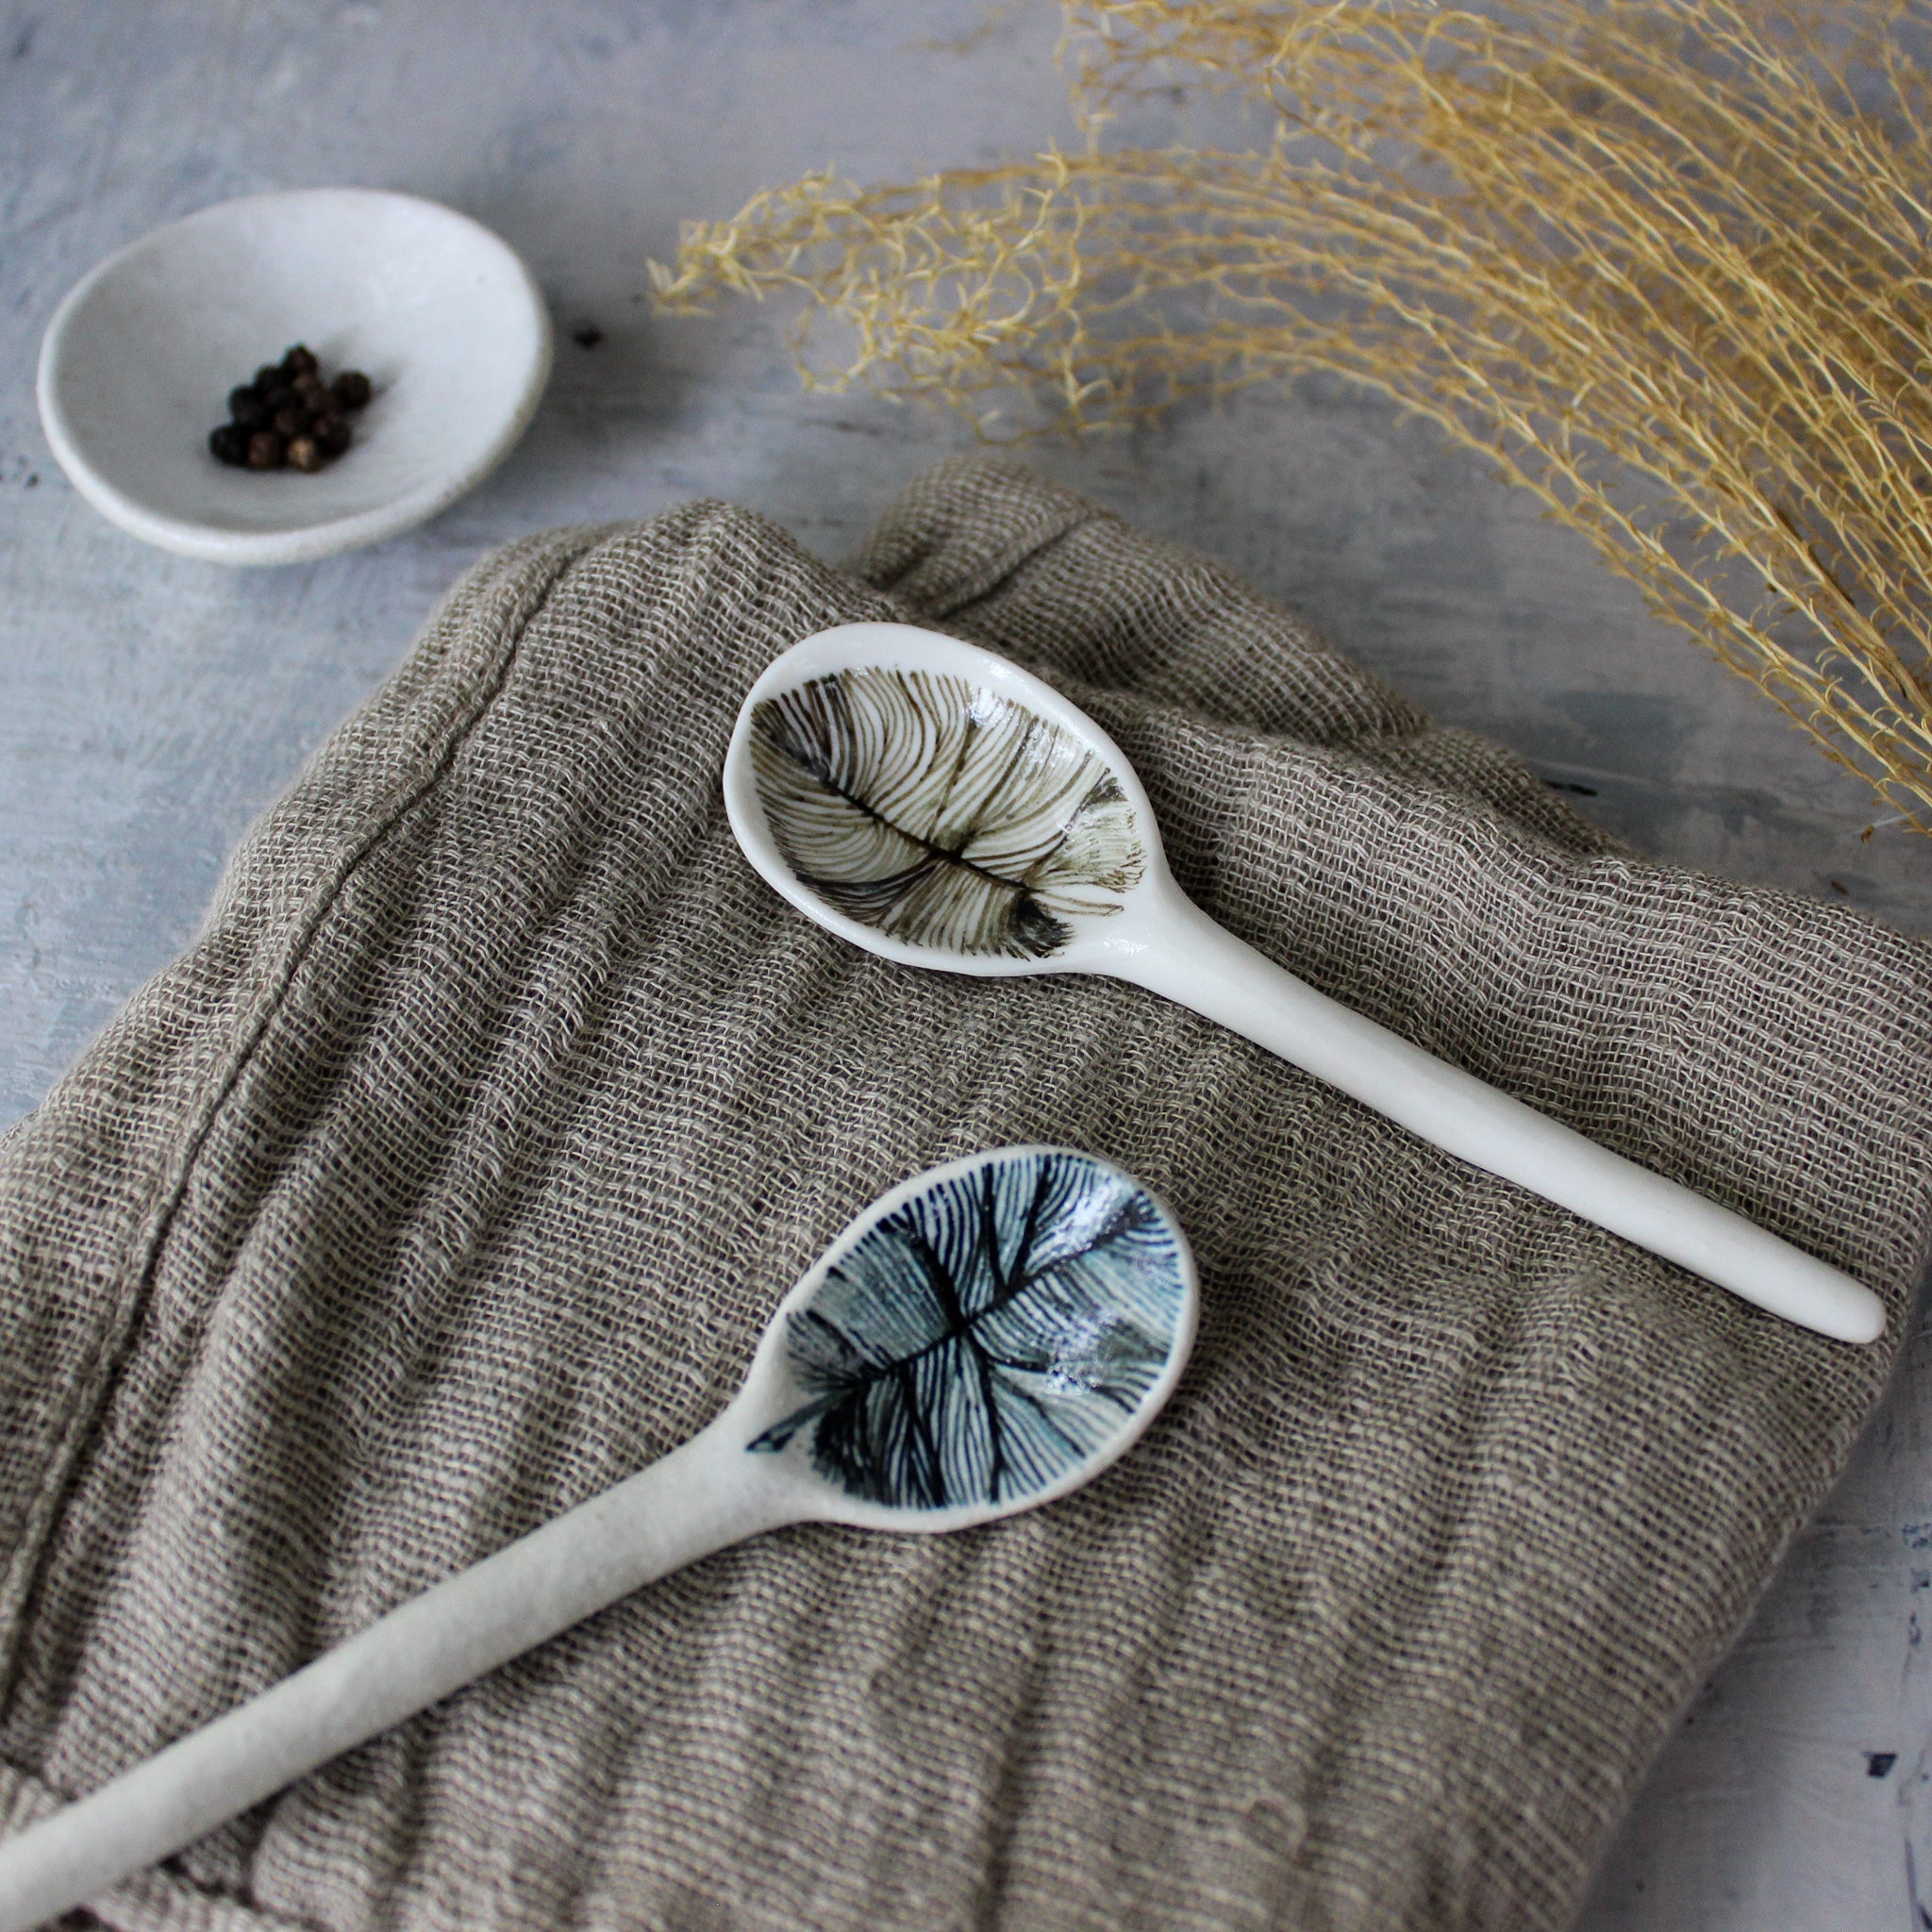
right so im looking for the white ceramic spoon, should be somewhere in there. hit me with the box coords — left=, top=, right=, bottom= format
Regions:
left=724, top=621, right=1884, bottom=1346
left=0, top=1145, right=1196, bottom=1932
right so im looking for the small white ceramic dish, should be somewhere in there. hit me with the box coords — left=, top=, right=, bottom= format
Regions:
left=37, top=189, right=553, bottom=566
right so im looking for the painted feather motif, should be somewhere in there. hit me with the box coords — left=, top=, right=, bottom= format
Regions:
left=749, top=1149, right=1187, bottom=1509
left=749, top=667, right=1144, bottom=958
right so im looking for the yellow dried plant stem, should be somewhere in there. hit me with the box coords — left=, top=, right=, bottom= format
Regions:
left=653, top=0, right=1932, bottom=830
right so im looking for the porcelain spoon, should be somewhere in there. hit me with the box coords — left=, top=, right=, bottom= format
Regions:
left=0, top=1144, right=1197, bottom=1932
left=724, top=621, right=1882, bottom=1345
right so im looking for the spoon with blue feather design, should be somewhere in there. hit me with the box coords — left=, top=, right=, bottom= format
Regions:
left=0, top=1146, right=1196, bottom=1932
left=724, top=620, right=1884, bottom=1346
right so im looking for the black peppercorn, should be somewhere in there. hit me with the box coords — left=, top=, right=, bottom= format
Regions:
left=215, top=349, right=368, bottom=473
left=227, top=385, right=271, bottom=430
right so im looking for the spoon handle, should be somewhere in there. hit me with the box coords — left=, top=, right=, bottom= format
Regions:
left=0, top=1412, right=782, bottom=1932
left=1122, top=891, right=1884, bottom=1342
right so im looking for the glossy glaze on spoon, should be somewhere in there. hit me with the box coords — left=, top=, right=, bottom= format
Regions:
left=0, top=1146, right=1196, bottom=1932
left=725, top=621, right=1885, bottom=1347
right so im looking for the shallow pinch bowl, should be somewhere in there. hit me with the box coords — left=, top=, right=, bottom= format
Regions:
left=37, top=188, right=553, bottom=566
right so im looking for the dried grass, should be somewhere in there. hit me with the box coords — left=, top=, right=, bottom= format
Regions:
left=653, top=1, right=1932, bottom=831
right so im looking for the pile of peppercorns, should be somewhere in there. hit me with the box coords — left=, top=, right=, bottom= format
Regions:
left=208, top=345, right=373, bottom=474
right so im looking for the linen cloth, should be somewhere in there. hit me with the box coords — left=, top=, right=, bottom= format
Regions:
left=1, top=458, right=1927, bottom=1932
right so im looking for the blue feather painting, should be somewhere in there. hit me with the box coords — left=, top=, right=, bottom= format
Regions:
left=748, top=1149, right=1190, bottom=1509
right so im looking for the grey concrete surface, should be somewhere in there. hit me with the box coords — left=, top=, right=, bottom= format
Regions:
left=3, top=4, right=1928, bottom=1926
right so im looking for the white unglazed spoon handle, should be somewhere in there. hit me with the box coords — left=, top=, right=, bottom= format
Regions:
left=1116, top=888, right=1884, bottom=1342
left=0, top=1412, right=786, bottom=1932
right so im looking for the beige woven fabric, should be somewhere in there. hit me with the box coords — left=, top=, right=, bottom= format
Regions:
left=1, top=458, right=1928, bottom=1931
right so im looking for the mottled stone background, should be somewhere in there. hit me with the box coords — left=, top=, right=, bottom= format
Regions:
left=3, top=4, right=1927, bottom=1924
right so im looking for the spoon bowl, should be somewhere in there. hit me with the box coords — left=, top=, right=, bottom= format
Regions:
left=0, top=1145, right=1193, bottom=1931
left=742, top=1143, right=1197, bottom=1532
left=726, top=620, right=1168, bottom=977
left=726, top=621, right=1886, bottom=1348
